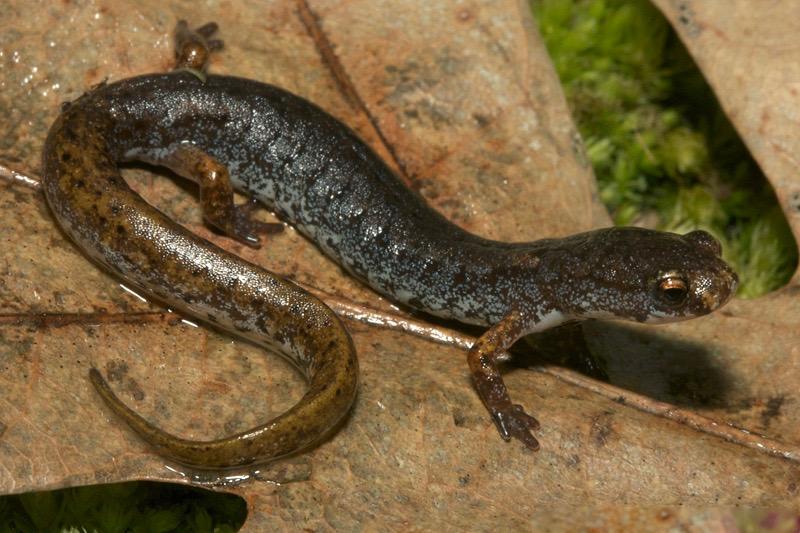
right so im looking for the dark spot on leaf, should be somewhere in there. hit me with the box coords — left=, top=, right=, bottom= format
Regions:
left=760, top=395, right=786, bottom=428
left=472, top=113, right=490, bottom=128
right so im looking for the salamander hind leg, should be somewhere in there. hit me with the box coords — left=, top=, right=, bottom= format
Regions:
left=173, top=20, right=224, bottom=72
left=468, top=311, right=541, bottom=450
left=134, top=143, right=283, bottom=247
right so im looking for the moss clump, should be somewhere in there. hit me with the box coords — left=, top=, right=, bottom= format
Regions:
left=0, top=481, right=246, bottom=533
left=532, top=0, right=797, bottom=297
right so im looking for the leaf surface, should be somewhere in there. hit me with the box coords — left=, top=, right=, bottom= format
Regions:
left=0, top=0, right=798, bottom=529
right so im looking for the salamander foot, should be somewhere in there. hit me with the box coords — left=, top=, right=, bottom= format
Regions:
left=174, top=20, right=224, bottom=72
left=231, top=196, right=284, bottom=248
left=489, top=402, right=540, bottom=450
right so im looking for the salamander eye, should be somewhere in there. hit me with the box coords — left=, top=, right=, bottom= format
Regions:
left=656, top=273, right=689, bottom=306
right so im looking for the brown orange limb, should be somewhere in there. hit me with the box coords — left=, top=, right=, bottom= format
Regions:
left=139, top=144, right=283, bottom=247
left=468, top=310, right=540, bottom=450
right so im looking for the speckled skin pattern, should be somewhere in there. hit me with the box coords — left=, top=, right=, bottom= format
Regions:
left=42, top=22, right=738, bottom=454
left=42, top=74, right=359, bottom=470
left=104, top=74, right=736, bottom=326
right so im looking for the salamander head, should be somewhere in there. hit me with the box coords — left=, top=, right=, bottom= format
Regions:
left=547, top=227, right=738, bottom=324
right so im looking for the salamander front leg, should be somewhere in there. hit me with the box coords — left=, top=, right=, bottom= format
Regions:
left=133, top=144, right=283, bottom=247
left=468, top=311, right=540, bottom=450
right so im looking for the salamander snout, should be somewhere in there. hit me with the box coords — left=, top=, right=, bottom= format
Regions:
left=682, top=229, right=738, bottom=312
left=686, top=262, right=738, bottom=314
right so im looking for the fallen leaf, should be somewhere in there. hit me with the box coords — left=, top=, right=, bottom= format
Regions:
left=1, top=0, right=798, bottom=529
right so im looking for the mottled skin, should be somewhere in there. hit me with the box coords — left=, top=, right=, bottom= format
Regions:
left=42, top=22, right=358, bottom=469
left=43, top=22, right=738, bottom=457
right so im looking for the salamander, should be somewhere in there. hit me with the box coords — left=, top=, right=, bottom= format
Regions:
left=42, top=22, right=358, bottom=469
left=42, top=21, right=737, bottom=462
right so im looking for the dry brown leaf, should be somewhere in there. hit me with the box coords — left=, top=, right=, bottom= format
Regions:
left=1, top=0, right=799, bottom=529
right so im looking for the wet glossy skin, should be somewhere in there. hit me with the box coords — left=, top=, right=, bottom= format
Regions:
left=42, top=22, right=358, bottom=469
left=42, top=22, right=737, bottom=459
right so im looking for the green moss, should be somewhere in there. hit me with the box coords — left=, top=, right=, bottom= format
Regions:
left=532, top=0, right=797, bottom=297
left=0, top=482, right=246, bottom=532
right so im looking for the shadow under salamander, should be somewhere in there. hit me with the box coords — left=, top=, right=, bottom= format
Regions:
left=512, top=321, right=735, bottom=409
